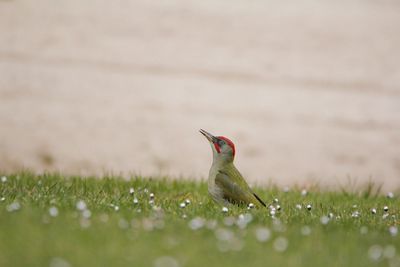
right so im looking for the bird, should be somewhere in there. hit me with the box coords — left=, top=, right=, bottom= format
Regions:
left=199, top=129, right=266, bottom=208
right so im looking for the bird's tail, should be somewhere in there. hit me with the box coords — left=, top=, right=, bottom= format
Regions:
left=253, top=193, right=266, bottom=207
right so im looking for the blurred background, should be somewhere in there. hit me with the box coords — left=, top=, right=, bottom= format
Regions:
left=1, top=0, right=399, bottom=190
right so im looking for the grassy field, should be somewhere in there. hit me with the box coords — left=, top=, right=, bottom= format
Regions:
left=0, top=173, right=399, bottom=267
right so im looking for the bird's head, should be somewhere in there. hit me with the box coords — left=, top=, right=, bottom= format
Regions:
left=199, top=129, right=236, bottom=163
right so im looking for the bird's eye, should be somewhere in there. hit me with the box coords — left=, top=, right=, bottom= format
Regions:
left=218, top=140, right=225, bottom=146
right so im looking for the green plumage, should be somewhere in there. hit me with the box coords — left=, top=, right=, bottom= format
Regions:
left=216, top=163, right=266, bottom=207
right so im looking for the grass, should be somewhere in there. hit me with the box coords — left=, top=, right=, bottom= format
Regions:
left=0, top=173, right=399, bottom=267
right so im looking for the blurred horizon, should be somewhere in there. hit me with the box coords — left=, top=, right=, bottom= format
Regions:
left=1, top=0, right=400, bottom=190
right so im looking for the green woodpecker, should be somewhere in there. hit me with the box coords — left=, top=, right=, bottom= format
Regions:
left=200, top=129, right=266, bottom=208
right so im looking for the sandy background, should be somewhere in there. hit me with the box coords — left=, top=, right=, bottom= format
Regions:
left=1, top=0, right=400, bottom=190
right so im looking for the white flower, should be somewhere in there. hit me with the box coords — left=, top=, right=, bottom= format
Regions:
left=49, top=206, right=59, bottom=217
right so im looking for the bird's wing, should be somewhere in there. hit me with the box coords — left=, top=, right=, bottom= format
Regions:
left=215, top=171, right=266, bottom=207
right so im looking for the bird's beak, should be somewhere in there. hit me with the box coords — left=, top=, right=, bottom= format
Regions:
left=199, top=129, right=218, bottom=144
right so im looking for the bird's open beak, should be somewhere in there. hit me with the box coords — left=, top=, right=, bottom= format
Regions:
left=199, top=129, right=218, bottom=144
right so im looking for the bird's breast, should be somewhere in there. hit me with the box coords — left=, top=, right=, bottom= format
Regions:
left=207, top=165, right=225, bottom=204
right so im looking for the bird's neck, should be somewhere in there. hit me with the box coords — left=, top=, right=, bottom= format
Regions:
left=212, top=156, right=234, bottom=170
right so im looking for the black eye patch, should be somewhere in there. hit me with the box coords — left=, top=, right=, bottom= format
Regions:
left=218, top=139, right=225, bottom=146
